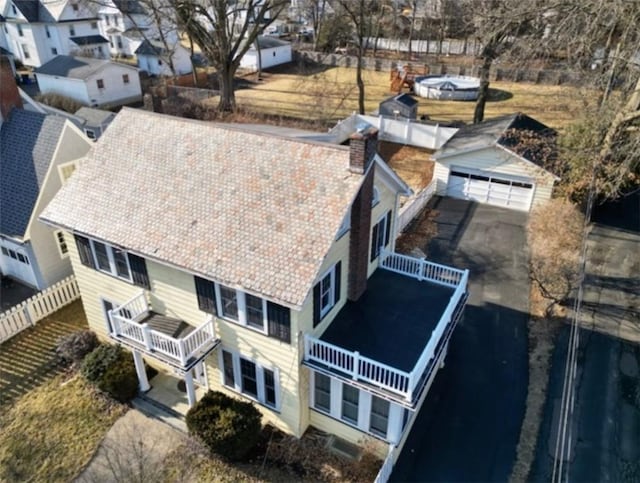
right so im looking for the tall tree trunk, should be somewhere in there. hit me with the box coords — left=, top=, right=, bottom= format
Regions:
left=357, top=45, right=365, bottom=114
left=218, top=63, right=237, bottom=111
left=473, top=56, right=493, bottom=123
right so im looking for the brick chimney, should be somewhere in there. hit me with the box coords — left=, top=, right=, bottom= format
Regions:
left=349, top=126, right=378, bottom=174
left=347, top=127, right=378, bottom=301
left=0, top=56, right=22, bottom=122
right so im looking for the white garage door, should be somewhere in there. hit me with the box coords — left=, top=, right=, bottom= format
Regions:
left=0, top=244, right=38, bottom=287
left=447, top=169, right=534, bottom=211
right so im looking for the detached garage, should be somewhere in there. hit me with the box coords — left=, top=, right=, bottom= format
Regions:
left=240, top=36, right=292, bottom=72
left=432, top=113, right=559, bottom=212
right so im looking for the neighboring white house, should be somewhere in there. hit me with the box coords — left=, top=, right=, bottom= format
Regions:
left=432, top=113, right=559, bottom=212
left=97, top=0, right=176, bottom=58
left=240, top=36, right=292, bottom=71
left=135, top=39, right=192, bottom=76
left=0, top=57, right=93, bottom=289
left=34, top=55, right=142, bottom=108
left=0, top=0, right=108, bottom=68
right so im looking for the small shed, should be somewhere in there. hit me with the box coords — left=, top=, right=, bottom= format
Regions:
left=240, top=36, right=292, bottom=72
left=135, top=40, right=192, bottom=76
left=379, top=93, right=418, bottom=120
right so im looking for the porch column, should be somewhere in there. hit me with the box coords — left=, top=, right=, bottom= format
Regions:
left=132, top=350, right=150, bottom=392
left=184, top=371, right=196, bottom=407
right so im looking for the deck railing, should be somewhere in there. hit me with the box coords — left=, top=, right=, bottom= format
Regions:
left=374, top=444, right=397, bottom=483
left=108, top=294, right=215, bottom=367
left=397, top=179, right=436, bottom=234
left=304, top=252, right=469, bottom=403
left=380, top=249, right=465, bottom=288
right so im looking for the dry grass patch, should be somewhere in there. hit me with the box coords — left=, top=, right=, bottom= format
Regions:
left=396, top=207, right=440, bottom=256
left=379, top=141, right=434, bottom=193
left=0, top=375, right=127, bottom=482
left=230, top=66, right=584, bottom=130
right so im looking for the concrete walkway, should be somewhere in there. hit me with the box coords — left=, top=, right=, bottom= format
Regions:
left=76, top=409, right=187, bottom=483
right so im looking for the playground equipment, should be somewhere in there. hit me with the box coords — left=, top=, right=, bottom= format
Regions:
left=390, top=64, right=429, bottom=93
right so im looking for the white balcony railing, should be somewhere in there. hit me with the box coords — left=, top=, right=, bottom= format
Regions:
left=304, top=252, right=469, bottom=403
left=380, top=248, right=465, bottom=288
left=108, top=291, right=217, bottom=367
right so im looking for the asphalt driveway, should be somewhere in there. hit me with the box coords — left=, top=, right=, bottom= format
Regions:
left=391, top=197, right=530, bottom=482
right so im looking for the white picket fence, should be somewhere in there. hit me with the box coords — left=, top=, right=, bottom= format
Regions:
left=0, top=275, right=80, bottom=344
left=374, top=444, right=397, bottom=483
left=397, top=179, right=437, bottom=234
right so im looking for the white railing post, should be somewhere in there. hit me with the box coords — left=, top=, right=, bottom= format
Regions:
left=141, top=323, right=153, bottom=351
left=352, top=351, right=360, bottom=379
left=108, top=310, right=120, bottom=336
left=303, top=334, right=310, bottom=359
left=178, top=338, right=188, bottom=366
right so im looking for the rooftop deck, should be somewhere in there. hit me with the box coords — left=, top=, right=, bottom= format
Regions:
left=320, top=270, right=453, bottom=372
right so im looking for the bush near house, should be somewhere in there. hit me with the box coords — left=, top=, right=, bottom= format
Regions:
left=34, top=92, right=85, bottom=113
left=186, top=390, right=262, bottom=462
left=55, top=329, right=99, bottom=368
left=81, top=344, right=138, bottom=403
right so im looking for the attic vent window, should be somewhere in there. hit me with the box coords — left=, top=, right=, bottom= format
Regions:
left=72, top=3, right=79, bottom=11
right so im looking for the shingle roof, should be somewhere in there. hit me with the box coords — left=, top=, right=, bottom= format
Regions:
left=255, top=35, right=290, bottom=49
left=383, top=93, right=418, bottom=107
left=0, top=109, right=67, bottom=237
left=435, top=112, right=554, bottom=159
left=113, top=0, right=147, bottom=15
left=74, top=107, right=116, bottom=126
left=70, top=35, right=109, bottom=46
left=34, top=55, right=135, bottom=79
left=12, top=0, right=40, bottom=22
left=135, top=39, right=166, bottom=56
left=42, top=109, right=365, bottom=308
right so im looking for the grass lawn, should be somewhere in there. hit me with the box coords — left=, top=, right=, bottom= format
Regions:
left=231, top=66, right=586, bottom=130
left=0, top=375, right=127, bottom=482
left=0, top=300, right=88, bottom=407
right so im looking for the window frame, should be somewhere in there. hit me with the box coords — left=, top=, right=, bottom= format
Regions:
left=369, top=395, right=390, bottom=438
left=122, top=73, right=129, bottom=84
left=215, top=284, right=269, bottom=335
left=17, top=23, right=23, bottom=37
left=21, top=44, right=29, bottom=58
left=370, top=211, right=391, bottom=262
left=69, top=24, right=75, bottom=36
left=45, top=25, right=50, bottom=38
left=88, top=239, right=133, bottom=283
left=219, top=349, right=280, bottom=410
left=54, top=230, right=69, bottom=258
left=51, top=47, right=57, bottom=55
left=318, top=266, right=336, bottom=318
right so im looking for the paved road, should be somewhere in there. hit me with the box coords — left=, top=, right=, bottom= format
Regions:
left=392, top=197, right=529, bottom=482
left=531, top=193, right=640, bottom=482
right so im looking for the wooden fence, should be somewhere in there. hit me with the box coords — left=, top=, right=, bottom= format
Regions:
left=0, top=275, right=80, bottom=344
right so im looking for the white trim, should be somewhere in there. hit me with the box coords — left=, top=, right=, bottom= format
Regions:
left=216, top=283, right=269, bottom=335
left=373, top=155, right=412, bottom=196
left=318, top=264, right=336, bottom=318
left=219, top=348, right=280, bottom=411
left=89, top=238, right=133, bottom=283
left=57, top=160, right=77, bottom=184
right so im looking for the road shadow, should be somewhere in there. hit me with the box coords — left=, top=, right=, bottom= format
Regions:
left=592, top=190, right=640, bottom=233
left=427, top=197, right=478, bottom=265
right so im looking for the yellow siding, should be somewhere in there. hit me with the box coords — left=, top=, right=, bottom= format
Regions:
left=309, top=410, right=387, bottom=459
left=434, top=147, right=556, bottom=207
left=367, top=171, right=397, bottom=277
left=26, top=124, right=92, bottom=288
left=67, top=234, right=304, bottom=436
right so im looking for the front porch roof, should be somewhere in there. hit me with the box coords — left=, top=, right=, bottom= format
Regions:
left=320, top=270, right=453, bottom=372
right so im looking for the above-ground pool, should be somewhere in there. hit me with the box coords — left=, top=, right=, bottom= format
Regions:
left=414, top=75, right=481, bottom=101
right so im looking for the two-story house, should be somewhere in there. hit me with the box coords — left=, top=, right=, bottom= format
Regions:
left=1, top=0, right=108, bottom=67
left=0, top=56, right=93, bottom=289
left=41, top=108, right=468, bottom=464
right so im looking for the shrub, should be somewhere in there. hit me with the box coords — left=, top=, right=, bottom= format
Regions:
left=186, top=391, right=262, bottom=462
left=34, top=93, right=85, bottom=114
left=55, top=330, right=99, bottom=367
left=81, top=344, right=138, bottom=403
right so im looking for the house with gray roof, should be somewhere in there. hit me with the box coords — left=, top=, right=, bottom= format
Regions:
left=0, top=0, right=107, bottom=67
left=40, top=107, right=469, bottom=474
left=35, top=55, right=141, bottom=108
left=0, top=57, right=92, bottom=288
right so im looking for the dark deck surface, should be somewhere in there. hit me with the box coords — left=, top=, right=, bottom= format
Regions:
left=140, top=312, right=194, bottom=339
left=320, top=269, right=453, bottom=372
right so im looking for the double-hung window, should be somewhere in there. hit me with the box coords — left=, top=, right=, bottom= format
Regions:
left=341, top=385, right=359, bottom=424
left=220, top=350, right=279, bottom=409
left=370, top=210, right=392, bottom=262
left=195, top=277, right=291, bottom=343
left=314, top=372, right=331, bottom=412
left=312, top=261, right=341, bottom=327
left=75, top=234, right=150, bottom=289
left=369, top=395, right=390, bottom=438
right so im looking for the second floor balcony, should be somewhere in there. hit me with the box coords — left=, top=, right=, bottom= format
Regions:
left=304, top=249, right=469, bottom=407
left=108, top=291, right=220, bottom=370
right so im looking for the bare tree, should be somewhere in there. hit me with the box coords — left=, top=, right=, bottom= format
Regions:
left=335, top=0, right=379, bottom=114
left=172, top=0, right=288, bottom=111
left=298, top=0, right=329, bottom=51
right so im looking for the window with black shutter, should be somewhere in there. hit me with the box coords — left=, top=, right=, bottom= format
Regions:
left=371, top=212, right=391, bottom=261
left=194, top=276, right=217, bottom=315
left=128, top=254, right=150, bottom=289
left=267, top=301, right=290, bottom=343
left=312, top=261, right=341, bottom=327
left=74, top=234, right=95, bottom=268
